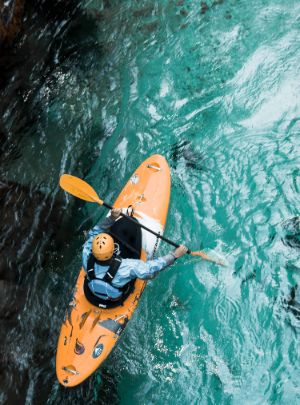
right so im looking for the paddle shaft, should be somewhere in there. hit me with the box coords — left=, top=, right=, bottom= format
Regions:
left=59, top=174, right=225, bottom=265
left=102, top=201, right=190, bottom=253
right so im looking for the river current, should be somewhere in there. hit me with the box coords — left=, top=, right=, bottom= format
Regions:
left=1, top=0, right=300, bottom=404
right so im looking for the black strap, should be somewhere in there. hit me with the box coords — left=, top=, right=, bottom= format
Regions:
left=87, top=255, right=97, bottom=280
left=87, top=254, right=122, bottom=284
left=103, top=256, right=122, bottom=283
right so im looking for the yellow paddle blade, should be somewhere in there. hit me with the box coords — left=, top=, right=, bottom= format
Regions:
left=59, top=174, right=103, bottom=205
left=191, top=251, right=226, bottom=267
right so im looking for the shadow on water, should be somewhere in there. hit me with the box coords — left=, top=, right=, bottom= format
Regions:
left=0, top=1, right=122, bottom=402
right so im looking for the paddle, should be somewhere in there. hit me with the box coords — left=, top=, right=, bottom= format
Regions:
left=59, top=174, right=225, bottom=266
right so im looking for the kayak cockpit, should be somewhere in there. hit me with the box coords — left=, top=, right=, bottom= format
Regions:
left=83, top=215, right=142, bottom=309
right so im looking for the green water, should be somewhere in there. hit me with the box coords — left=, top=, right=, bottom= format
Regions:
left=2, top=0, right=300, bottom=403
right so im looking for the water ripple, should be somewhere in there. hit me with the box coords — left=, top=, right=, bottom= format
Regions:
left=1, top=0, right=300, bottom=403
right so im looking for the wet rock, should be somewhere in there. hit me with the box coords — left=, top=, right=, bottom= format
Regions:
left=286, top=285, right=300, bottom=320
left=142, top=21, right=159, bottom=33
left=180, top=8, right=188, bottom=17
left=200, top=1, right=209, bottom=15
left=0, top=0, right=82, bottom=163
left=281, top=217, right=300, bottom=249
left=225, top=10, right=232, bottom=19
left=133, top=5, right=156, bottom=18
left=170, top=139, right=206, bottom=172
left=0, top=2, right=111, bottom=402
left=282, top=216, right=300, bottom=234
left=0, top=0, right=25, bottom=46
left=241, top=270, right=256, bottom=284
left=283, top=235, right=300, bottom=249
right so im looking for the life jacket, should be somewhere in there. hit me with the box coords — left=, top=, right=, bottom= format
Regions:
left=85, top=254, right=123, bottom=301
left=83, top=215, right=141, bottom=308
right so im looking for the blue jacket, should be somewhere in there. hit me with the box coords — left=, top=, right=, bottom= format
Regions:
left=82, top=215, right=176, bottom=298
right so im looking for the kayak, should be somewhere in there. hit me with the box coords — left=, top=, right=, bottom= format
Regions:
left=56, top=154, right=171, bottom=386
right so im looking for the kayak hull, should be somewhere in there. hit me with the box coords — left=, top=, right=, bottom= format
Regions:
left=56, top=154, right=170, bottom=386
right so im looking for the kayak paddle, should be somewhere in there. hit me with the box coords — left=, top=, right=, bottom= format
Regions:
left=59, top=174, right=225, bottom=266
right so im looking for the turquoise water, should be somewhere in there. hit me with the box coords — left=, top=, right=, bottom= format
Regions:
left=1, top=0, right=300, bottom=403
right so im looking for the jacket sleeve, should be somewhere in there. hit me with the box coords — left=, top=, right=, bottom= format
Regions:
left=128, top=252, right=177, bottom=280
left=82, top=215, right=116, bottom=271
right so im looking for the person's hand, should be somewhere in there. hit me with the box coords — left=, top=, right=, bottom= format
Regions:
left=111, top=208, right=122, bottom=219
left=173, top=245, right=188, bottom=258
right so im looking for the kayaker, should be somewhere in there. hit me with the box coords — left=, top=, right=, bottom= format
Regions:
left=82, top=208, right=188, bottom=302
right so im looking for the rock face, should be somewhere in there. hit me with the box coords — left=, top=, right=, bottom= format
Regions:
left=0, top=2, right=79, bottom=400
left=0, top=0, right=81, bottom=165
left=286, top=285, right=300, bottom=321
left=0, top=0, right=25, bottom=46
left=0, top=1, right=118, bottom=401
left=282, top=217, right=300, bottom=249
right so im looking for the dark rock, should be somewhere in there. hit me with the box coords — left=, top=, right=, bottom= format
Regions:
left=0, top=0, right=25, bottom=46
left=142, top=21, right=159, bottom=33
left=200, top=1, right=209, bottom=15
left=180, top=8, right=188, bottom=16
left=281, top=217, right=300, bottom=249
left=286, top=285, right=300, bottom=320
left=225, top=10, right=232, bottom=19
left=0, top=0, right=82, bottom=164
left=283, top=235, right=300, bottom=249
left=282, top=217, right=300, bottom=234
left=132, top=5, right=156, bottom=18
left=241, top=270, right=256, bottom=284
left=170, top=139, right=207, bottom=172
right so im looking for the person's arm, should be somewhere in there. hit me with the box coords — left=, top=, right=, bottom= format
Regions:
left=82, top=208, right=121, bottom=271
left=129, top=245, right=188, bottom=280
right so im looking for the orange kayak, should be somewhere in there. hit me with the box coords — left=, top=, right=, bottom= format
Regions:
left=56, top=154, right=171, bottom=386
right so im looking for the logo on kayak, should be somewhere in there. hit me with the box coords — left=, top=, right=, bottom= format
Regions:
left=92, top=343, right=104, bottom=359
left=130, top=174, right=139, bottom=184
left=74, top=339, right=85, bottom=355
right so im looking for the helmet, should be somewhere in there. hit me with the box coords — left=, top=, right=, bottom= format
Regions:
left=92, top=233, right=114, bottom=261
